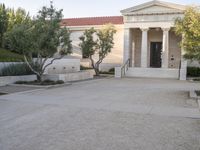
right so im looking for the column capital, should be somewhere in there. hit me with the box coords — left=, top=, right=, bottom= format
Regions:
left=162, top=28, right=170, bottom=32
left=140, top=28, right=149, bottom=32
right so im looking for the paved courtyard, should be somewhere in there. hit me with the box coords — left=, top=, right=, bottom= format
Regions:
left=0, top=78, right=200, bottom=150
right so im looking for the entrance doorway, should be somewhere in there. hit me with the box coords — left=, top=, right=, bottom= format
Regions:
left=150, top=42, right=162, bottom=68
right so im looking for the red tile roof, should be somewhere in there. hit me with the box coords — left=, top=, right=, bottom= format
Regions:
left=61, top=16, right=123, bottom=27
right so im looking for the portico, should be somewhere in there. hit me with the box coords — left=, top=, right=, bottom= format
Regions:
left=119, top=0, right=187, bottom=79
left=124, top=27, right=173, bottom=68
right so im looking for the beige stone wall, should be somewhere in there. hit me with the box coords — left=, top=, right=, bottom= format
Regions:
left=101, top=27, right=124, bottom=64
left=70, top=30, right=84, bottom=58
left=169, top=30, right=181, bottom=68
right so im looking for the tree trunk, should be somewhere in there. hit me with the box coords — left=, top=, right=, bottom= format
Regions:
left=94, top=63, right=100, bottom=76
left=37, top=74, right=42, bottom=82
left=89, top=56, right=99, bottom=76
left=94, top=68, right=100, bottom=76
left=0, top=35, right=3, bottom=48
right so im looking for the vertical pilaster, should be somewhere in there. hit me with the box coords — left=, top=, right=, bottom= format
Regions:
left=140, top=28, right=149, bottom=68
left=123, top=28, right=131, bottom=63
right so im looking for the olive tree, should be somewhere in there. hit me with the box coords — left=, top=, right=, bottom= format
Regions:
left=5, top=3, right=72, bottom=81
left=79, top=24, right=116, bottom=75
left=175, top=7, right=200, bottom=61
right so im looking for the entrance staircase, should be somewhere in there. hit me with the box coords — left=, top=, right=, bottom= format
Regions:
left=115, top=59, right=187, bottom=80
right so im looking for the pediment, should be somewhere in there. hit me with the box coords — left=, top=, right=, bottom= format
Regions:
left=121, top=0, right=186, bottom=15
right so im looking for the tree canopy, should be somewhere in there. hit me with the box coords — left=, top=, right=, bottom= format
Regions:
left=0, top=4, right=8, bottom=47
left=0, top=3, right=30, bottom=48
left=79, top=24, right=116, bottom=75
left=175, top=7, right=200, bottom=61
left=7, top=8, right=31, bottom=31
left=4, top=3, right=72, bottom=81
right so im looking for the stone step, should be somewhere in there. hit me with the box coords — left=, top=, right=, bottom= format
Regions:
left=125, top=67, right=179, bottom=79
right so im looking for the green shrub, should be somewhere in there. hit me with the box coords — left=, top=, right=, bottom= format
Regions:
left=80, top=65, right=93, bottom=70
left=0, top=49, right=24, bottom=62
left=99, top=68, right=115, bottom=75
left=41, top=80, right=64, bottom=85
left=99, top=71, right=114, bottom=75
left=0, top=63, right=34, bottom=76
left=15, top=81, right=28, bottom=84
left=187, top=67, right=200, bottom=77
left=15, top=80, right=64, bottom=85
left=56, top=80, right=64, bottom=84
left=109, top=68, right=115, bottom=73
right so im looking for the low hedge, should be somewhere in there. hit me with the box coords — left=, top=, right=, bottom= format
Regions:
left=15, top=80, right=64, bottom=85
left=187, top=67, right=200, bottom=77
left=100, top=68, right=115, bottom=75
left=80, top=65, right=93, bottom=70
left=0, top=48, right=24, bottom=62
left=0, top=63, right=34, bottom=76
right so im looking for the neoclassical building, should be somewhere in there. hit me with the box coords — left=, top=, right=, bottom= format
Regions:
left=61, top=0, right=188, bottom=79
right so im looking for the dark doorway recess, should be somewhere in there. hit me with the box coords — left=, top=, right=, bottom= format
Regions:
left=150, top=42, right=162, bottom=68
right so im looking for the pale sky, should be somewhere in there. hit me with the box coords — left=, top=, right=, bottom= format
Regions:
left=1, top=0, right=199, bottom=18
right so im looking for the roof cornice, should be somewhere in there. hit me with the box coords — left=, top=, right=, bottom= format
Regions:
left=121, top=0, right=186, bottom=15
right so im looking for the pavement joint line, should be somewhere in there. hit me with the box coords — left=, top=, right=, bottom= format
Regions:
left=0, top=88, right=46, bottom=96
left=72, top=77, right=110, bottom=85
left=147, top=106, right=154, bottom=115
left=0, top=82, right=73, bottom=96
left=8, top=82, right=72, bottom=89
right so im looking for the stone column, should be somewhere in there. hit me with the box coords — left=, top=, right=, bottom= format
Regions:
left=123, top=28, right=131, bottom=63
left=132, top=42, right=135, bottom=67
left=179, top=34, right=187, bottom=80
left=140, top=28, right=149, bottom=68
left=162, top=28, right=170, bottom=68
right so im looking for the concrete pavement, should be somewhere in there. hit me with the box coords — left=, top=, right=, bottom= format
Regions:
left=0, top=78, right=200, bottom=150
